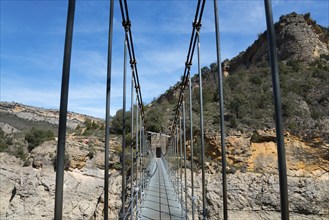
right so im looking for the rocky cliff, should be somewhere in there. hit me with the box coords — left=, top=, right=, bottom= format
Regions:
left=0, top=102, right=124, bottom=219
left=229, top=12, right=329, bottom=72
left=0, top=102, right=98, bottom=131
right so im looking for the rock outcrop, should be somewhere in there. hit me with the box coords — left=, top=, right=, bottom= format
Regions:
left=180, top=167, right=328, bottom=220
left=0, top=102, right=101, bottom=130
left=205, top=171, right=329, bottom=220
left=229, top=12, right=329, bottom=72
left=0, top=153, right=122, bottom=220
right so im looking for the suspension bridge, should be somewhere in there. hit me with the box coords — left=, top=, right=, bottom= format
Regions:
left=54, top=0, right=289, bottom=219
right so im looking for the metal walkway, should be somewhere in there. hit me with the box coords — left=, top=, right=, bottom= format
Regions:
left=141, top=158, right=184, bottom=220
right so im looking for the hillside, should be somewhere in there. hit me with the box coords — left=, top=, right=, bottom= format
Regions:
left=0, top=102, right=125, bottom=219
left=145, top=12, right=329, bottom=142
left=141, top=12, right=329, bottom=178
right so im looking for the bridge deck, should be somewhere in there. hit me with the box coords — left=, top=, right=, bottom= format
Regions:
left=141, top=158, right=184, bottom=220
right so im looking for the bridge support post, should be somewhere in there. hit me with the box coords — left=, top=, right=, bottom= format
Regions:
left=120, top=38, right=128, bottom=220
left=213, top=0, right=228, bottom=219
left=188, top=73, right=195, bottom=220
left=130, top=70, right=134, bottom=220
left=196, top=27, right=207, bottom=219
left=104, top=0, right=114, bottom=219
left=182, top=101, right=188, bottom=218
left=179, top=115, right=183, bottom=216
left=264, top=1, right=289, bottom=219
left=54, top=1, right=75, bottom=219
left=135, top=99, right=139, bottom=218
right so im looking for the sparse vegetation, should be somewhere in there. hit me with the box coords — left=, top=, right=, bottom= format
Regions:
left=111, top=162, right=122, bottom=170
left=84, top=119, right=99, bottom=130
left=52, top=153, right=70, bottom=171
left=111, top=109, right=132, bottom=134
left=15, top=145, right=27, bottom=161
left=0, top=130, right=13, bottom=152
left=25, top=128, right=54, bottom=152
left=145, top=107, right=164, bottom=132
left=320, top=53, right=329, bottom=61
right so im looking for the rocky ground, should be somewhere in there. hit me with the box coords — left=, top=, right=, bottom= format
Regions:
left=192, top=169, right=329, bottom=220
left=170, top=129, right=329, bottom=220
left=1, top=127, right=328, bottom=219
left=0, top=137, right=123, bottom=220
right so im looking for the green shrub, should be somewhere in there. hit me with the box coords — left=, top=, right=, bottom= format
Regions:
left=250, top=132, right=260, bottom=143
left=320, top=53, right=329, bottom=61
left=14, top=145, right=27, bottom=161
left=111, top=162, right=122, bottom=170
left=287, top=59, right=301, bottom=71
left=0, top=130, right=13, bottom=152
left=227, top=95, right=249, bottom=119
left=228, top=116, right=238, bottom=128
left=52, top=153, right=70, bottom=171
left=282, top=102, right=294, bottom=118
left=84, top=119, right=99, bottom=130
left=145, top=107, right=163, bottom=132
left=25, top=128, right=54, bottom=152
left=111, top=109, right=132, bottom=134
left=250, top=75, right=262, bottom=85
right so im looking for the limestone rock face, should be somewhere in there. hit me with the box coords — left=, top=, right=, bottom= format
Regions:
left=229, top=12, right=329, bottom=72
left=276, top=13, right=328, bottom=61
left=205, top=172, right=329, bottom=220
left=66, top=139, right=89, bottom=170
left=0, top=152, right=122, bottom=220
left=30, top=140, right=57, bottom=168
left=0, top=102, right=102, bottom=130
left=0, top=122, right=20, bottom=134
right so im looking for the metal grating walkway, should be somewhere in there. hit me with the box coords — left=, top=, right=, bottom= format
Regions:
left=141, top=158, right=184, bottom=220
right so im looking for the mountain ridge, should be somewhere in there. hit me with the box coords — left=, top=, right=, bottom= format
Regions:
left=143, top=12, right=329, bottom=142
left=229, top=12, right=329, bottom=72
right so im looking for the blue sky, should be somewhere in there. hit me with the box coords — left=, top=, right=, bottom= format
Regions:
left=1, top=0, right=328, bottom=118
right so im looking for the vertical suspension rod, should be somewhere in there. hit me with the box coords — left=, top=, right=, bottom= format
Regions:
left=54, top=1, right=75, bottom=219
left=121, top=38, right=128, bottom=220
left=264, top=1, right=289, bottom=219
left=213, top=0, right=227, bottom=219
left=104, top=0, right=114, bottom=219
left=188, top=73, right=195, bottom=220
left=179, top=115, right=183, bottom=207
left=140, top=117, right=143, bottom=206
left=183, top=101, right=188, bottom=218
left=136, top=99, right=139, bottom=217
left=175, top=127, right=179, bottom=193
left=196, top=30, right=206, bottom=219
left=130, top=69, right=134, bottom=220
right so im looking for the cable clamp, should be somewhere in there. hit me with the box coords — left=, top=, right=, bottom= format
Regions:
left=130, top=59, right=136, bottom=65
left=122, top=20, right=131, bottom=32
left=185, top=62, right=192, bottom=70
left=193, top=21, right=202, bottom=31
